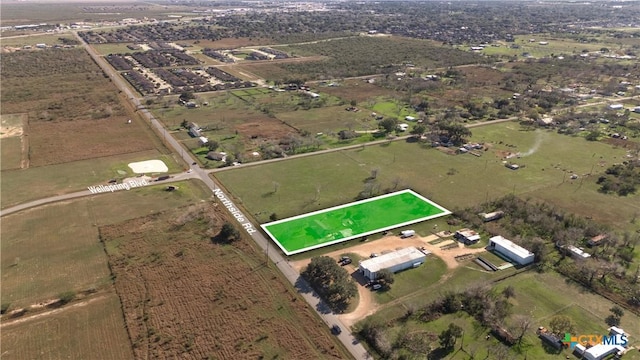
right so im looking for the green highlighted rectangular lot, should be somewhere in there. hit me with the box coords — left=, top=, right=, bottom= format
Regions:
left=261, top=190, right=451, bottom=255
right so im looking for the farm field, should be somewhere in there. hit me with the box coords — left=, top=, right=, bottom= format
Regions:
left=0, top=292, right=134, bottom=360
left=215, top=122, right=634, bottom=230
left=263, top=190, right=450, bottom=254
left=101, top=203, right=349, bottom=359
left=1, top=137, right=22, bottom=170
left=0, top=179, right=212, bottom=308
left=0, top=150, right=180, bottom=209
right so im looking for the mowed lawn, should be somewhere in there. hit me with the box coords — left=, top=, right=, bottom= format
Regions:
left=214, top=122, right=631, bottom=229
left=264, top=190, right=448, bottom=254
left=0, top=179, right=212, bottom=307
left=0, top=150, right=180, bottom=209
left=0, top=292, right=134, bottom=360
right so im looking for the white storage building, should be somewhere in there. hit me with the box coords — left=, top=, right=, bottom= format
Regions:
left=488, top=236, right=534, bottom=266
left=359, top=247, right=427, bottom=280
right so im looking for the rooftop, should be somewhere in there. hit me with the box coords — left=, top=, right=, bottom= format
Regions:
left=489, top=236, right=533, bottom=259
left=359, top=247, right=428, bottom=273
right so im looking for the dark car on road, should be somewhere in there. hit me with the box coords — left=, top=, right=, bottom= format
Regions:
left=331, top=325, right=342, bottom=335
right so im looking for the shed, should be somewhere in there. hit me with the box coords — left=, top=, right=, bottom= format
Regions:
left=567, top=245, right=591, bottom=260
left=539, top=333, right=563, bottom=350
left=198, top=136, right=209, bottom=145
left=480, top=211, right=504, bottom=222
left=359, top=247, right=427, bottom=280
left=405, top=116, right=416, bottom=122
left=397, top=123, right=409, bottom=131
left=488, top=236, right=534, bottom=265
left=455, top=228, right=481, bottom=244
left=608, top=103, right=624, bottom=110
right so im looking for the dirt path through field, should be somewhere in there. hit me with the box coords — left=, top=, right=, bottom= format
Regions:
left=0, top=294, right=109, bottom=329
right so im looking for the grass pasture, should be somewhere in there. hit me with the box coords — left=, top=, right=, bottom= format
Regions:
left=319, top=79, right=398, bottom=104
left=215, top=122, right=634, bottom=230
left=0, top=150, right=180, bottom=209
left=0, top=292, right=134, bottom=360
left=0, top=179, right=212, bottom=308
left=369, top=97, right=418, bottom=120
left=276, top=105, right=378, bottom=134
left=1, top=137, right=23, bottom=170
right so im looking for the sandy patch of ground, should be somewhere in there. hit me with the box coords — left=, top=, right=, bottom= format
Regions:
left=290, top=231, right=488, bottom=327
left=0, top=125, right=23, bottom=139
left=127, top=159, right=168, bottom=173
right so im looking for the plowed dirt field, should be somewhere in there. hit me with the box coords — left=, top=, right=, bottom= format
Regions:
left=102, top=203, right=347, bottom=359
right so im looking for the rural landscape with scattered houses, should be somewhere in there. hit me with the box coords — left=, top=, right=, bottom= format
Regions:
left=1, top=1, right=640, bottom=359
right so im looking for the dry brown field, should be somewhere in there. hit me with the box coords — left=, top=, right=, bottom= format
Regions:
left=102, top=203, right=348, bottom=359
left=0, top=48, right=157, bottom=167
left=0, top=180, right=213, bottom=308
left=27, top=117, right=156, bottom=167
left=1, top=292, right=134, bottom=360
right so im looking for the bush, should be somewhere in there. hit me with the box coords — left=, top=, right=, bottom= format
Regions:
left=1, top=302, right=11, bottom=314
left=58, top=291, right=76, bottom=305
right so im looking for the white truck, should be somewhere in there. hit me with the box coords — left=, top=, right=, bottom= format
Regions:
left=400, top=230, right=416, bottom=238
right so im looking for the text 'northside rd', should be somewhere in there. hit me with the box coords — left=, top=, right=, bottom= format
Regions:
left=213, top=188, right=257, bottom=234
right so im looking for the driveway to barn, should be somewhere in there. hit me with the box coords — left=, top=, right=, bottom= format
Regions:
left=290, top=232, right=489, bottom=328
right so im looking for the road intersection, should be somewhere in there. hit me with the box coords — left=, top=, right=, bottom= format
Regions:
left=2, top=32, right=371, bottom=359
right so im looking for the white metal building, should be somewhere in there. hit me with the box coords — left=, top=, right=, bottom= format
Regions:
left=488, top=236, right=534, bottom=265
left=359, top=247, right=427, bottom=280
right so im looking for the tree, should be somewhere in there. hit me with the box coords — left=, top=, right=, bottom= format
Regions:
left=216, top=222, right=240, bottom=243
left=549, top=315, right=575, bottom=336
left=439, top=323, right=463, bottom=350
left=410, top=124, right=427, bottom=137
left=379, top=118, right=398, bottom=133
left=179, top=91, right=195, bottom=101
left=206, top=140, right=219, bottom=152
left=376, top=269, right=395, bottom=290
left=436, top=121, right=472, bottom=145
left=512, top=314, right=533, bottom=346
left=269, top=213, right=278, bottom=221
left=606, top=305, right=625, bottom=326
left=302, top=256, right=357, bottom=311
left=180, top=119, right=189, bottom=129
left=502, top=285, right=516, bottom=299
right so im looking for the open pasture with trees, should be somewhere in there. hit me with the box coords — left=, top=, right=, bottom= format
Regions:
left=1, top=292, right=134, bottom=360
left=277, top=36, right=489, bottom=80
left=355, top=270, right=640, bottom=360
left=0, top=179, right=212, bottom=309
left=215, top=122, right=630, bottom=224
left=101, top=203, right=349, bottom=359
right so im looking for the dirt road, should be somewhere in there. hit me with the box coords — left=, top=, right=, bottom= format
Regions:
left=290, top=232, right=488, bottom=328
